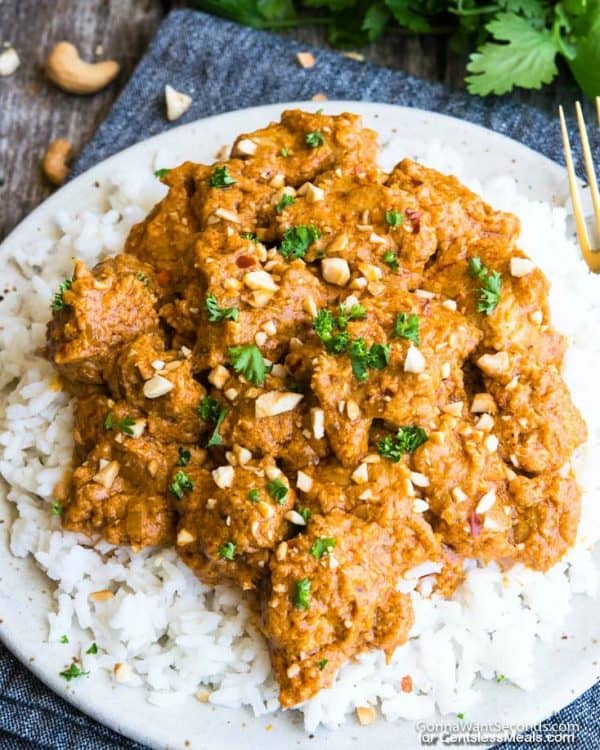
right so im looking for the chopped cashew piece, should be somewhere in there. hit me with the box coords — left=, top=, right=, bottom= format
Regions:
left=412, top=499, right=430, bottom=513
left=471, top=393, right=497, bottom=413
left=234, top=138, right=257, bottom=157
left=208, top=364, right=229, bottom=389
left=356, top=705, right=377, bottom=725
left=476, top=489, right=496, bottom=514
left=404, top=345, right=425, bottom=374
left=244, top=270, right=279, bottom=292
left=46, top=42, right=119, bottom=94
left=321, top=258, right=350, bottom=286
left=165, top=84, right=192, bottom=121
left=113, top=663, right=134, bottom=683
left=0, top=48, right=20, bottom=77
left=510, top=257, right=535, bottom=278
left=285, top=510, right=307, bottom=526
left=212, top=465, right=235, bottom=489
left=351, top=462, right=369, bottom=484
left=476, top=351, right=510, bottom=377
left=42, top=139, right=73, bottom=187
left=255, top=391, right=304, bottom=418
left=93, top=460, right=120, bottom=489
left=296, top=51, right=315, bottom=68
left=296, top=471, right=314, bottom=492
left=310, top=407, right=325, bottom=439
left=143, top=374, right=174, bottom=398
left=177, top=528, right=196, bottom=545
left=298, top=181, right=325, bottom=203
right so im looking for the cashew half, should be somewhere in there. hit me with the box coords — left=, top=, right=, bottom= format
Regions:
left=46, top=42, right=120, bottom=94
left=42, top=139, right=73, bottom=186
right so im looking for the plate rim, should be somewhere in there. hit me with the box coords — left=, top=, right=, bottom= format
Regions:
left=0, top=100, right=597, bottom=750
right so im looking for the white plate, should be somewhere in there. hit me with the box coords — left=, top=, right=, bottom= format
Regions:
left=0, top=102, right=598, bottom=750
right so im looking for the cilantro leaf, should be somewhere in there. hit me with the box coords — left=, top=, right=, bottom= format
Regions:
left=205, top=293, right=239, bottom=323
left=567, top=3, right=600, bottom=98
left=293, top=577, right=311, bottom=610
left=385, top=209, right=405, bottom=227
left=51, top=279, right=72, bottom=312
left=154, top=168, right=171, bottom=178
left=278, top=225, right=320, bottom=259
left=86, top=643, right=98, bottom=655
left=60, top=663, right=89, bottom=681
left=103, top=412, right=136, bottom=436
left=218, top=541, right=236, bottom=560
left=169, top=470, right=194, bottom=499
left=394, top=312, right=420, bottom=345
left=51, top=502, right=63, bottom=516
left=60, top=634, right=69, bottom=644
left=385, top=0, right=432, bottom=33
left=228, top=344, right=271, bottom=386
left=318, top=658, right=329, bottom=670
left=248, top=488, right=260, bottom=503
left=198, top=397, right=227, bottom=447
left=297, top=507, right=312, bottom=523
left=310, top=537, right=336, bottom=559
left=267, top=478, right=288, bottom=504
left=367, top=342, right=391, bottom=370
left=383, top=249, right=399, bottom=272
left=362, top=3, right=391, bottom=41
left=468, top=257, right=502, bottom=315
left=305, top=131, right=325, bottom=148
left=466, top=13, right=559, bottom=95
left=378, top=425, right=428, bottom=462
left=209, top=166, right=236, bottom=188
left=177, top=447, right=192, bottom=467
left=336, top=302, right=366, bottom=329
left=276, top=193, right=295, bottom=213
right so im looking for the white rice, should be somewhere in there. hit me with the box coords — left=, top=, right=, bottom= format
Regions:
left=1, top=140, right=599, bottom=733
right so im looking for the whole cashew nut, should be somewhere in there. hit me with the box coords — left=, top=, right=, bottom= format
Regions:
left=45, top=42, right=120, bottom=95
left=42, top=139, right=73, bottom=186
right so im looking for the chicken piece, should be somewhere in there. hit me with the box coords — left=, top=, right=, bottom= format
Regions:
left=482, top=360, right=587, bottom=474
left=511, top=471, right=581, bottom=571
left=230, top=109, right=379, bottom=189
left=64, top=441, right=179, bottom=547
left=176, top=458, right=296, bottom=590
left=264, top=509, right=414, bottom=707
left=106, top=333, right=206, bottom=444
left=311, top=293, right=481, bottom=466
left=411, top=415, right=517, bottom=562
left=217, top=373, right=327, bottom=470
left=387, top=159, right=520, bottom=252
left=125, top=161, right=202, bottom=291
left=194, top=248, right=327, bottom=369
left=47, top=255, right=160, bottom=385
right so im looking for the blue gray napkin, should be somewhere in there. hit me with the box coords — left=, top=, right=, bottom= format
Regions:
left=2, top=8, right=599, bottom=749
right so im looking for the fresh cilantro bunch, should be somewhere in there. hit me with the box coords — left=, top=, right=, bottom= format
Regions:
left=194, top=0, right=600, bottom=97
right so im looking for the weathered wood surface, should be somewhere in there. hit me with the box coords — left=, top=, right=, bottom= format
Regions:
left=0, top=0, right=582, bottom=240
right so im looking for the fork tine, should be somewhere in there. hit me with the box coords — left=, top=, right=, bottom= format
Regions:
left=559, top=105, right=594, bottom=267
left=575, top=101, right=600, bottom=241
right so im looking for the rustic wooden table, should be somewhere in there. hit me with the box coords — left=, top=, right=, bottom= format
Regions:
left=0, top=0, right=582, bottom=241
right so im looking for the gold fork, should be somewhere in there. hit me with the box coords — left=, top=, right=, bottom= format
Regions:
left=559, top=98, right=600, bottom=273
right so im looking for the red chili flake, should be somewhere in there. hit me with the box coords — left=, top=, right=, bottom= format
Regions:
left=401, top=675, right=413, bottom=693
left=156, top=269, right=172, bottom=286
left=236, top=255, right=254, bottom=269
left=405, top=209, right=421, bottom=234
left=469, top=510, right=481, bottom=537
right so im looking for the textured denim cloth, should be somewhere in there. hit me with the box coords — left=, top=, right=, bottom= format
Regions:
left=2, top=8, right=598, bottom=749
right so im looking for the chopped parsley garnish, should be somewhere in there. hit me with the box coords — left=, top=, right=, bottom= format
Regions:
left=336, top=302, right=366, bottom=330
left=278, top=224, right=320, bottom=260
left=297, top=507, right=312, bottom=523
left=102, top=411, right=136, bottom=436
left=266, top=478, right=288, bottom=504
left=280, top=147, right=290, bottom=157
left=385, top=209, right=405, bottom=227
left=457, top=713, right=466, bottom=720
left=349, top=338, right=391, bottom=383
left=228, top=344, right=271, bottom=386
left=154, top=168, right=171, bottom=178
left=293, top=577, right=311, bottom=610
left=198, top=397, right=227, bottom=447
left=136, top=271, right=150, bottom=286
left=205, top=293, right=239, bottom=323
left=496, top=674, right=506, bottom=683
left=177, top=447, right=191, bottom=467
left=59, top=634, right=69, bottom=644
left=51, top=279, right=72, bottom=312
left=468, top=256, right=502, bottom=315
left=60, top=663, right=89, bottom=682
left=378, top=426, right=428, bottom=462
left=209, top=165, right=236, bottom=188
left=86, top=643, right=98, bottom=655
left=305, top=131, right=325, bottom=148
left=394, top=312, right=420, bottom=346
left=248, top=488, right=260, bottom=503
left=312, top=308, right=335, bottom=343
left=51, top=502, right=63, bottom=516
left=169, top=470, right=194, bottom=499
left=276, top=193, right=295, bottom=214
left=240, top=231, right=258, bottom=242
left=317, top=658, right=328, bottom=670
left=383, top=249, right=399, bottom=272
left=218, top=541, right=236, bottom=560
left=309, top=537, right=336, bottom=560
